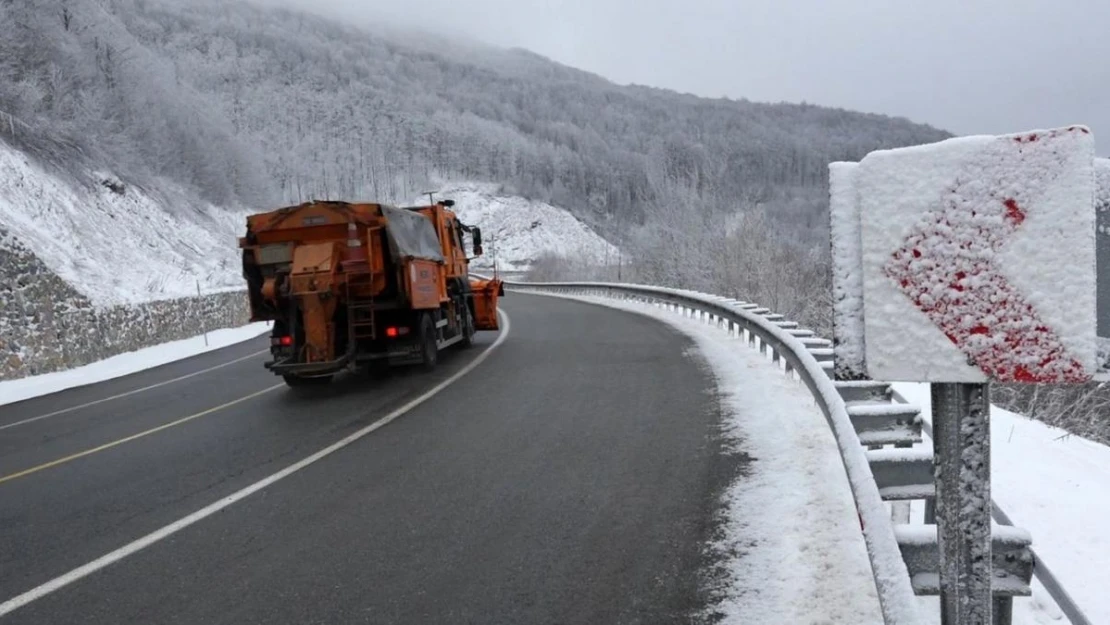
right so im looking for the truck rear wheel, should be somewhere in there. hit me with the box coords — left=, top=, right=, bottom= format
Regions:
left=419, top=313, right=438, bottom=370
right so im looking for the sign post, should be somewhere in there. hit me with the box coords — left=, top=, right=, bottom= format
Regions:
left=831, top=125, right=1098, bottom=625
left=931, top=383, right=992, bottom=625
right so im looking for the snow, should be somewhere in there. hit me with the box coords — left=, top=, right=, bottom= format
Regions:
left=895, top=381, right=1110, bottom=625
left=1096, top=157, right=1110, bottom=221
left=0, top=322, right=271, bottom=407
left=519, top=280, right=1108, bottom=625
left=516, top=279, right=927, bottom=620
left=880, top=485, right=936, bottom=500
left=892, top=525, right=938, bottom=547
left=847, top=403, right=922, bottom=418
left=0, top=145, right=608, bottom=307
left=830, top=160, right=867, bottom=379
left=0, top=141, right=253, bottom=305
left=1098, top=158, right=1110, bottom=370
left=521, top=287, right=920, bottom=625
left=416, top=182, right=618, bottom=272
left=836, top=380, right=893, bottom=388
left=866, top=448, right=932, bottom=464
left=853, top=126, right=1097, bottom=383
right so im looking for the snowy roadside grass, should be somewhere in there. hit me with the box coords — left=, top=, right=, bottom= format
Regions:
left=896, top=382, right=1110, bottom=625
left=536, top=291, right=883, bottom=625
left=0, top=322, right=271, bottom=407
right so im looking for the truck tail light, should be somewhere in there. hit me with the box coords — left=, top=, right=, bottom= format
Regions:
left=347, top=221, right=361, bottom=247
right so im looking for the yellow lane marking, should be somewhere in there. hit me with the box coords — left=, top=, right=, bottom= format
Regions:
left=0, top=349, right=270, bottom=432
left=0, top=310, right=511, bottom=618
left=0, top=384, right=283, bottom=486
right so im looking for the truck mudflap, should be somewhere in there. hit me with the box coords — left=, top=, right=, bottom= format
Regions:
left=265, top=357, right=347, bottom=377
left=469, top=277, right=503, bottom=331
left=265, top=343, right=356, bottom=377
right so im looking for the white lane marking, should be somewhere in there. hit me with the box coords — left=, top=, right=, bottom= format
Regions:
left=0, top=310, right=510, bottom=617
left=0, top=349, right=269, bottom=432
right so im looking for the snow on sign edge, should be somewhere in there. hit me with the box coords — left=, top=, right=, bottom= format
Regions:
left=1096, top=157, right=1110, bottom=367
left=829, top=161, right=867, bottom=380
left=857, top=126, right=1096, bottom=383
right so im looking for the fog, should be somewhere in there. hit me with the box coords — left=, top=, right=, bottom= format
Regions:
left=249, top=0, right=1110, bottom=149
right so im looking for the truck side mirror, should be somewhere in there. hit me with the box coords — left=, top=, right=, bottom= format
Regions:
left=472, top=228, right=483, bottom=256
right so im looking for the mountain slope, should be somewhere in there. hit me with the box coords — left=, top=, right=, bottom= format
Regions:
left=0, top=141, right=248, bottom=305
left=1, top=0, right=951, bottom=329
left=0, top=135, right=612, bottom=305
left=1, top=0, right=949, bottom=233
left=420, top=183, right=618, bottom=272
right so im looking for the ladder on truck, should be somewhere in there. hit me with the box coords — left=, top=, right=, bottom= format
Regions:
left=347, top=285, right=376, bottom=339
left=342, top=222, right=376, bottom=341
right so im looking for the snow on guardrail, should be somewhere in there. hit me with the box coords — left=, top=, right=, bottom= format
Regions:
left=501, top=280, right=926, bottom=625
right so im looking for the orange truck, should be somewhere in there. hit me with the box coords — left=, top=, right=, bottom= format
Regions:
left=239, top=198, right=503, bottom=386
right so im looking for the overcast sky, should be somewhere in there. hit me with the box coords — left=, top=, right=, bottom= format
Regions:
left=253, top=0, right=1110, bottom=148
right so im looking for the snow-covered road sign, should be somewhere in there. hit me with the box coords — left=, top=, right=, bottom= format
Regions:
left=831, top=126, right=1098, bottom=383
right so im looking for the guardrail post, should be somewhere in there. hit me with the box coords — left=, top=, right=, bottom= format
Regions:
left=924, top=497, right=937, bottom=524
left=993, top=597, right=1012, bottom=625
left=932, top=383, right=993, bottom=625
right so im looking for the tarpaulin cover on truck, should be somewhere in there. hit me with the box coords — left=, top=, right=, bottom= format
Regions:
left=381, top=205, right=445, bottom=263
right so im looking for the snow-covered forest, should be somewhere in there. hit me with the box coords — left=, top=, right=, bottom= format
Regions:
left=0, top=0, right=949, bottom=328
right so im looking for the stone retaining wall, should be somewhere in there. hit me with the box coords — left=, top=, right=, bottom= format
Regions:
left=1, top=228, right=249, bottom=381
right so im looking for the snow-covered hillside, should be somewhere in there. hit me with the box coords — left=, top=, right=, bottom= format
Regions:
left=0, top=141, right=250, bottom=306
left=416, top=183, right=618, bottom=272
left=1, top=140, right=612, bottom=306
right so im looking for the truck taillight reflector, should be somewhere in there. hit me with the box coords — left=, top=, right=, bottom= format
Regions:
left=278, top=336, right=293, bottom=346
left=385, top=327, right=410, bottom=338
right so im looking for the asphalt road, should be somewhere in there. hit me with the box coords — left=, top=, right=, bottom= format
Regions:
left=0, top=293, right=736, bottom=624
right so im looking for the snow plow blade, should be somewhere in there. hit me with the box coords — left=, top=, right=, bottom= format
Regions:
left=470, top=277, right=503, bottom=331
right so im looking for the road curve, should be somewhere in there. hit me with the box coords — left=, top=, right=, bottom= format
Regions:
left=0, top=293, right=737, bottom=624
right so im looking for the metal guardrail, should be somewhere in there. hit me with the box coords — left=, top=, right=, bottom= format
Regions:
left=501, top=279, right=1090, bottom=625
left=504, top=280, right=927, bottom=625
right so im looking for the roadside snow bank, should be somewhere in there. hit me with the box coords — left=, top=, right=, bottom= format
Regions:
left=0, top=322, right=270, bottom=407
left=535, top=291, right=883, bottom=625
